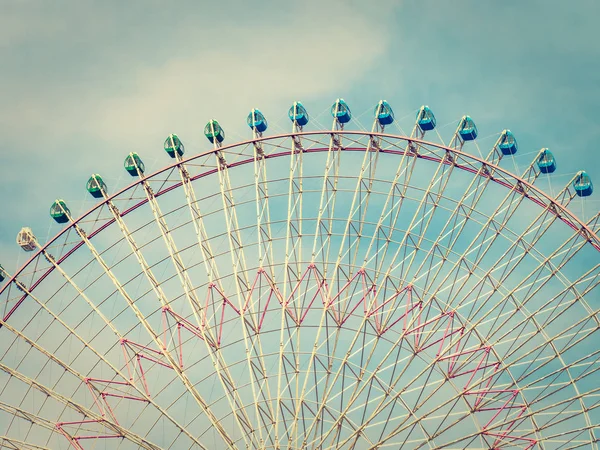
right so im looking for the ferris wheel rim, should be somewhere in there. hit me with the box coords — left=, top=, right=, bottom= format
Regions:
left=1, top=129, right=597, bottom=317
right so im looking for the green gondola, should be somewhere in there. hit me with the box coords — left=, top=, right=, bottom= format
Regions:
left=86, top=174, right=107, bottom=198
left=204, top=120, right=225, bottom=144
left=124, top=152, right=145, bottom=177
left=50, top=199, right=70, bottom=223
left=164, top=134, right=185, bottom=158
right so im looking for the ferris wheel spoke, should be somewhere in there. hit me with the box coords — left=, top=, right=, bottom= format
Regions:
left=449, top=210, right=596, bottom=358
left=305, top=299, right=464, bottom=447
left=361, top=143, right=418, bottom=277
left=408, top=179, right=576, bottom=352
left=373, top=150, right=456, bottom=299
left=301, top=118, right=393, bottom=448
left=401, top=139, right=513, bottom=291
left=522, top=349, right=600, bottom=408
left=0, top=311, right=208, bottom=450
left=446, top=260, right=600, bottom=444
left=323, top=302, right=529, bottom=448
left=281, top=133, right=305, bottom=296
left=167, top=139, right=279, bottom=444
left=378, top=132, right=509, bottom=300
left=170, top=141, right=222, bottom=289
left=94, top=178, right=256, bottom=445
left=497, top=386, right=600, bottom=439
left=275, top=127, right=306, bottom=445
left=48, top=203, right=238, bottom=448
left=142, top=181, right=264, bottom=445
left=173, top=142, right=282, bottom=440
left=0, top=402, right=75, bottom=447
left=250, top=126, right=284, bottom=444
left=0, top=436, right=52, bottom=450
left=543, top=425, right=600, bottom=450
left=167, top=137, right=279, bottom=444
left=491, top=275, right=600, bottom=390
left=391, top=141, right=593, bottom=338
left=300, top=144, right=438, bottom=446
left=448, top=290, right=595, bottom=442
left=8, top=239, right=210, bottom=442
left=351, top=358, right=469, bottom=446
left=317, top=355, right=447, bottom=450
left=481, top=238, right=597, bottom=351
left=373, top=374, right=536, bottom=450
left=0, top=269, right=174, bottom=439
left=278, top=109, right=347, bottom=444
left=274, top=123, right=308, bottom=446
left=329, top=118, right=385, bottom=318
left=252, top=126, right=276, bottom=275
left=0, top=362, right=162, bottom=450
left=412, top=170, right=584, bottom=344
left=303, top=153, right=461, bottom=441
left=310, top=132, right=343, bottom=269
left=208, top=134, right=280, bottom=447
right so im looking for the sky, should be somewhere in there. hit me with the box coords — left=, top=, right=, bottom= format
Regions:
left=1, top=0, right=599, bottom=274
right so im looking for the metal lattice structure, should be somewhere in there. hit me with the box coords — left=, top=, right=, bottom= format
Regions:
left=0, top=99, right=598, bottom=449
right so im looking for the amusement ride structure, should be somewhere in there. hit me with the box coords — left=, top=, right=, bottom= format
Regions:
left=0, top=99, right=598, bottom=449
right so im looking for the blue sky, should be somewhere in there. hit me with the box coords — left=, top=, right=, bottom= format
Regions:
left=1, top=0, right=599, bottom=273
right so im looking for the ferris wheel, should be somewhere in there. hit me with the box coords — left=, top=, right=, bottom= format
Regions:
left=0, top=98, right=598, bottom=450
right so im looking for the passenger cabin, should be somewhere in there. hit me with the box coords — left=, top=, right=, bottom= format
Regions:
left=331, top=98, right=352, bottom=124
left=416, top=106, right=436, bottom=131
left=204, top=120, right=224, bottom=143
left=247, top=109, right=268, bottom=133
left=124, top=153, right=145, bottom=177
left=50, top=199, right=70, bottom=224
left=288, top=102, right=309, bottom=126
left=164, top=134, right=184, bottom=158
left=573, top=171, right=593, bottom=197
left=87, top=174, right=107, bottom=198
left=537, top=148, right=556, bottom=174
left=498, top=130, right=518, bottom=155
left=17, top=227, right=37, bottom=252
left=458, top=116, right=478, bottom=141
left=0, top=265, right=5, bottom=282
left=375, top=100, right=394, bottom=126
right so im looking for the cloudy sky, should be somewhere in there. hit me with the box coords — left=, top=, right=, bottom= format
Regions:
left=1, top=0, right=599, bottom=273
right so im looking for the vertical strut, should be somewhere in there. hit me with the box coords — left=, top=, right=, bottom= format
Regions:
left=171, top=131, right=277, bottom=446
left=285, top=107, right=347, bottom=446
left=208, top=124, right=275, bottom=446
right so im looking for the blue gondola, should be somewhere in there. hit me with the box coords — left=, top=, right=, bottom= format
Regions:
left=375, top=100, right=394, bottom=126
left=416, top=106, right=436, bottom=131
left=458, top=115, right=478, bottom=141
left=247, top=109, right=268, bottom=133
left=573, top=171, right=593, bottom=197
left=204, top=120, right=225, bottom=144
left=86, top=174, right=107, bottom=198
left=50, top=199, right=70, bottom=224
left=0, top=265, right=5, bottom=282
left=498, top=129, right=518, bottom=155
left=537, top=148, right=556, bottom=174
left=124, top=152, right=145, bottom=177
left=331, top=98, right=352, bottom=124
left=164, top=134, right=184, bottom=158
left=288, top=101, right=309, bottom=127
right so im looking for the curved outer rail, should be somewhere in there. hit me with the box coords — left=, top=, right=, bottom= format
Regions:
left=1, top=130, right=598, bottom=326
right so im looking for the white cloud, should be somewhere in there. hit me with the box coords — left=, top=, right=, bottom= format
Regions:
left=0, top=0, right=394, bottom=147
